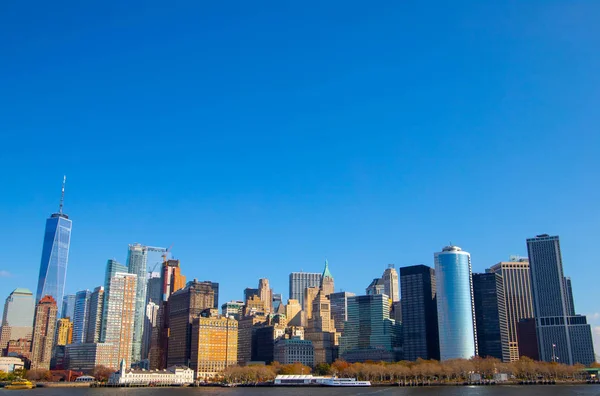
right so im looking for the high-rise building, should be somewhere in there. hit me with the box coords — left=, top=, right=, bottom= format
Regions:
left=0, top=288, right=34, bottom=352
left=61, top=294, right=76, bottom=320
left=210, top=282, right=219, bottom=309
left=563, top=276, right=575, bottom=316
left=35, top=177, right=72, bottom=318
left=243, top=288, right=259, bottom=303
left=65, top=342, right=116, bottom=371
left=85, top=286, right=104, bottom=344
left=190, top=314, right=237, bottom=380
left=400, top=265, right=439, bottom=361
left=30, top=295, right=58, bottom=370
left=221, top=301, right=244, bottom=320
left=274, top=337, right=314, bottom=367
left=162, top=259, right=186, bottom=301
left=55, top=318, right=73, bottom=346
left=146, top=274, right=162, bottom=305
left=517, top=318, right=539, bottom=361
left=237, top=315, right=267, bottom=365
left=489, top=258, right=535, bottom=362
left=272, top=294, right=283, bottom=313
left=104, top=272, right=137, bottom=369
left=166, top=280, right=215, bottom=367
left=366, top=278, right=385, bottom=295
left=72, top=290, right=91, bottom=344
left=339, top=294, right=396, bottom=363
left=329, top=291, right=355, bottom=334
left=141, top=302, right=159, bottom=361
left=285, top=299, right=302, bottom=327
left=320, top=260, right=334, bottom=297
left=434, top=245, right=477, bottom=360
left=302, top=287, right=319, bottom=326
left=254, top=324, right=286, bottom=363
left=526, top=234, right=595, bottom=365
left=127, top=243, right=148, bottom=364
left=258, top=279, right=273, bottom=314
left=305, top=290, right=337, bottom=364
left=100, top=259, right=127, bottom=342
left=382, top=265, right=400, bottom=303
left=289, top=272, right=321, bottom=307
left=472, top=273, right=510, bottom=362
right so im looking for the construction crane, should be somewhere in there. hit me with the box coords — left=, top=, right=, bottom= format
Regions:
left=146, top=244, right=173, bottom=275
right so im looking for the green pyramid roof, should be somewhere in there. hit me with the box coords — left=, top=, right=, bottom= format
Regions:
left=322, top=259, right=333, bottom=279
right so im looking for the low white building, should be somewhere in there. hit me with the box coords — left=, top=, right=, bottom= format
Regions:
left=108, top=359, right=194, bottom=386
left=0, top=357, right=24, bottom=373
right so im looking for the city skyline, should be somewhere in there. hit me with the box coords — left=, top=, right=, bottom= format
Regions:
left=2, top=1, right=600, bottom=361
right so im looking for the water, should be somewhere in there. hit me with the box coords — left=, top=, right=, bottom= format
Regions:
left=5, top=386, right=599, bottom=396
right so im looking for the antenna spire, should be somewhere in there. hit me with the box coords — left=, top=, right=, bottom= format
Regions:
left=59, top=175, right=66, bottom=214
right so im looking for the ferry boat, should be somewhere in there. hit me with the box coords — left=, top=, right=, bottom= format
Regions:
left=322, top=377, right=371, bottom=387
left=5, top=379, right=34, bottom=390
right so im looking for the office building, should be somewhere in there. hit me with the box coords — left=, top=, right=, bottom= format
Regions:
left=244, top=295, right=266, bottom=317
left=243, top=288, right=259, bottom=303
left=289, top=272, right=321, bottom=307
left=272, top=294, right=283, bottom=313
left=382, top=265, right=400, bottom=302
left=274, top=338, right=314, bottom=366
left=285, top=299, right=302, bottom=327
left=237, top=315, right=267, bottom=364
left=55, top=318, right=73, bottom=346
left=400, top=265, right=439, bottom=361
left=489, top=257, right=535, bottom=362
left=563, top=277, right=575, bottom=316
left=305, top=290, right=337, bottom=364
left=162, top=259, right=186, bottom=301
left=258, top=279, right=273, bottom=313
left=85, top=286, right=104, bottom=343
left=517, top=318, right=539, bottom=361
left=190, top=314, right=237, bottom=379
left=72, top=290, right=91, bottom=344
left=0, top=288, right=34, bottom=352
left=302, top=287, right=319, bottom=326
left=30, top=295, right=58, bottom=370
left=65, top=343, right=116, bottom=371
left=472, top=273, right=510, bottom=362
left=62, top=294, right=76, bottom=320
left=127, top=243, right=148, bottom=363
left=35, top=178, right=72, bottom=318
left=366, top=278, right=385, bottom=295
left=339, top=294, right=395, bottom=363
left=527, top=234, right=596, bottom=365
left=210, top=282, right=219, bottom=309
left=434, top=245, right=477, bottom=360
left=254, top=324, right=286, bottom=363
left=104, top=272, right=137, bottom=368
left=329, top=291, right=355, bottom=334
left=5, top=339, right=31, bottom=360
left=100, top=259, right=127, bottom=342
left=146, top=274, right=162, bottom=304
left=320, top=260, right=334, bottom=296
left=141, top=302, right=159, bottom=360
left=166, top=280, right=215, bottom=367
left=221, top=300, right=244, bottom=320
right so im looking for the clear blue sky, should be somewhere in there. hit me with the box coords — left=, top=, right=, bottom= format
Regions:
left=1, top=1, right=599, bottom=354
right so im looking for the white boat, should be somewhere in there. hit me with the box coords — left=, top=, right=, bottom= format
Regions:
left=322, top=377, right=371, bottom=387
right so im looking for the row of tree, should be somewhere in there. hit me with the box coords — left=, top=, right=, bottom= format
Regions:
left=222, top=357, right=599, bottom=384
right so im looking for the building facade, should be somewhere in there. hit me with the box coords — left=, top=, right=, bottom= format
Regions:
left=400, top=265, right=439, bottom=361
left=104, top=272, right=137, bottom=368
left=30, top=295, right=58, bottom=369
left=285, top=299, right=302, bottom=327
left=141, top=302, right=159, bottom=361
left=489, top=258, right=534, bottom=362
left=100, top=259, right=128, bottom=342
left=35, top=178, right=72, bottom=318
left=237, top=315, right=267, bottom=365
left=85, top=286, right=104, bottom=344
left=127, top=243, right=149, bottom=364
left=109, top=359, right=194, bottom=385
left=320, top=260, right=334, bottom=297
left=274, top=338, right=314, bottom=366
left=190, top=315, right=238, bottom=379
left=289, top=272, right=321, bottom=308
left=72, top=290, right=91, bottom=344
left=0, top=288, right=34, bottom=352
left=434, top=246, right=477, bottom=360
left=221, top=301, right=244, bottom=320
left=62, top=294, right=76, bottom=320
left=258, top=279, right=273, bottom=314
left=382, top=265, right=400, bottom=302
left=55, top=318, right=73, bottom=346
left=472, top=273, right=510, bottom=362
left=563, top=277, right=575, bottom=316
left=366, top=278, right=385, bottom=296
left=329, top=291, right=355, bottom=334
left=526, top=234, right=595, bottom=365
left=66, top=342, right=117, bottom=371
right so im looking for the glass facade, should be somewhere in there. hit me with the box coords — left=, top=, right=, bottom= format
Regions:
left=100, top=259, right=127, bottom=342
left=36, top=213, right=72, bottom=318
left=288, top=272, right=321, bottom=307
left=434, top=246, right=477, bottom=360
left=0, top=288, right=35, bottom=350
left=72, top=289, right=91, bottom=343
left=62, top=294, right=76, bottom=320
left=127, top=243, right=148, bottom=364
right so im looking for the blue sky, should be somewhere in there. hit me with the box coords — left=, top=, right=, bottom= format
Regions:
left=1, top=2, right=599, bottom=355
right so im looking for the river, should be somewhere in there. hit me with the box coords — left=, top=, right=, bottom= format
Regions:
left=5, top=385, right=599, bottom=396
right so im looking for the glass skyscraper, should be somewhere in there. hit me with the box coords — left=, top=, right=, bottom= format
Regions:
left=62, top=294, right=76, bottom=320
left=100, top=259, right=127, bottom=342
left=289, top=272, right=321, bottom=308
left=127, top=243, right=148, bottom=364
left=434, top=245, right=477, bottom=360
left=0, top=288, right=35, bottom=351
left=35, top=178, right=72, bottom=317
left=72, top=289, right=91, bottom=343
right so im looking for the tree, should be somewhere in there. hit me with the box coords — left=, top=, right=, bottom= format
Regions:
left=314, top=363, right=331, bottom=376
left=331, top=360, right=350, bottom=376
left=26, top=369, right=51, bottom=381
left=93, top=365, right=115, bottom=382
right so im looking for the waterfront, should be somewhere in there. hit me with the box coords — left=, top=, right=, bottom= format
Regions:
left=4, top=386, right=600, bottom=396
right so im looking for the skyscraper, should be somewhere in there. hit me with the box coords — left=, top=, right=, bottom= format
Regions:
left=141, top=302, right=159, bottom=361
left=146, top=274, right=162, bottom=305
left=30, top=295, right=58, bottom=370
left=243, top=288, right=259, bottom=303
left=489, top=258, right=535, bottom=362
left=100, top=259, right=127, bottom=342
left=104, top=272, right=137, bottom=368
left=35, top=177, right=72, bottom=318
left=211, top=282, right=219, bottom=309
left=472, top=273, right=510, bottom=362
left=434, top=245, right=477, bottom=360
left=258, top=279, right=273, bottom=313
left=0, top=288, right=35, bottom=352
left=329, top=291, right=355, bottom=334
left=563, top=276, right=575, bottom=316
left=167, top=280, right=215, bottom=367
left=382, top=265, right=399, bottom=303
left=320, top=260, right=334, bottom=296
left=62, top=294, right=76, bottom=320
left=85, top=286, right=104, bottom=343
left=272, top=294, right=283, bottom=313
left=72, top=290, right=91, bottom=344
left=289, top=272, right=321, bottom=307
left=285, top=299, right=302, bottom=327
left=400, top=265, right=439, bottom=361
left=339, top=294, right=396, bottom=363
left=127, top=243, right=148, bottom=364
left=162, top=259, right=186, bottom=301
left=305, top=290, right=337, bottom=364
left=190, top=314, right=238, bottom=380
left=55, top=318, right=73, bottom=346
left=527, top=234, right=595, bottom=365
left=366, top=278, right=385, bottom=295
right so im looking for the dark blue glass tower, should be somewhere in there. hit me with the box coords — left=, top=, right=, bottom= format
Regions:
left=35, top=177, right=72, bottom=318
